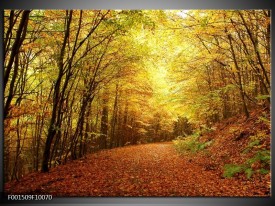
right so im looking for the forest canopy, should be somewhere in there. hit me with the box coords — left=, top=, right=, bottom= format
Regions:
left=3, top=10, right=270, bottom=181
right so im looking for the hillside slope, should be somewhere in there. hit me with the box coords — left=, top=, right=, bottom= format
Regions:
left=176, top=108, right=271, bottom=192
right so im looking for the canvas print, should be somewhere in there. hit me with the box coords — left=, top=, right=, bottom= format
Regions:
left=3, top=10, right=271, bottom=197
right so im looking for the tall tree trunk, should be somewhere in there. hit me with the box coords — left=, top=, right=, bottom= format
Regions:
left=41, top=10, right=73, bottom=172
left=4, top=10, right=30, bottom=119
left=238, top=11, right=270, bottom=90
left=227, top=30, right=249, bottom=118
left=110, top=84, right=119, bottom=148
left=99, top=93, right=109, bottom=149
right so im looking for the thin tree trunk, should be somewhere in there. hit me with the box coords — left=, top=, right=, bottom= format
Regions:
left=4, top=11, right=30, bottom=119
left=227, top=30, right=249, bottom=118
left=41, top=10, right=73, bottom=172
left=4, top=10, right=30, bottom=92
left=238, top=11, right=270, bottom=89
left=110, top=83, right=119, bottom=148
left=99, top=93, right=109, bottom=149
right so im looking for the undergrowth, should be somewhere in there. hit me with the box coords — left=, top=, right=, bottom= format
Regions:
left=173, top=113, right=270, bottom=180
left=173, top=132, right=213, bottom=154
left=223, top=149, right=270, bottom=178
left=223, top=127, right=270, bottom=179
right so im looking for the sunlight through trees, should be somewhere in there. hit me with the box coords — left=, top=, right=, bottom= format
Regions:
left=4, top=9, right=270, bottom=180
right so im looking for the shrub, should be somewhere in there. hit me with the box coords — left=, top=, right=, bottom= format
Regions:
left=246, top=150, right=270, bottom=167
left=244, top=168, right=254, bottom=179
left=223, top=150, right=270, bottom=179
left=242, top=139, right=260, bottom=154
left=223, top=164, right=245, bottom=178
left=173, top=133, right=213, bottom=154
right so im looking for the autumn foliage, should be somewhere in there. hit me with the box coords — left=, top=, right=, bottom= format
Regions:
left=5, top=108, right=270, bottom=196
left=3, top=9, right=270, bottom=196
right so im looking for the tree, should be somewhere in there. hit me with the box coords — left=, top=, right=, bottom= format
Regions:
left=3, top=9, right=270, bottom=180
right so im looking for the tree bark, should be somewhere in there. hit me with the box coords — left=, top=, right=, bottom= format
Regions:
left=227, top=30, right=249, bottom=118
left=99, top=94, right=109, bottom=149
left=41, top=10, right=73, bottom=172
left=4, top=10, right=30, bottom=119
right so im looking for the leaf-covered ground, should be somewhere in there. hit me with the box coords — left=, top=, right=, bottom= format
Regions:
left=5, top=135, right=270, bottom=197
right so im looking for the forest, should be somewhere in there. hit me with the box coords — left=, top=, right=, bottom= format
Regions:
left=3, top=10, right=270, bottom=196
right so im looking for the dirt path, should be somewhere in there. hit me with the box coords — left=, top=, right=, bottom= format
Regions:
left=5, top=142, right=269, bottom=196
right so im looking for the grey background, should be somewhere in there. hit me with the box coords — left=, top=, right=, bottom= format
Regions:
left=0, top=0, right=273, bottom=205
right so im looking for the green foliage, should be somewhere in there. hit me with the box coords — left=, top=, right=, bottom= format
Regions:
left=258, top=116, right=270, bottom=124
left=200, top=126, right=214, bottom=135
left=242, top=139, right=260, bottom=154
left=223, top=164, right=244, bottom=178
left=256, top=112, right=270, bottom=128
left=225, top=128, right=270, bottom=179
left=246, top=150, right=270, bottom=166
left=173, top=135, right=198, bottom=154
left=244, top=168, right=254, bottom=179
left=248, top=139, right=261, bottom=147
left=223, top=150, right=270, bottom=179
left=242, top=130, right=269, bottom=154
left=259, top=168, right=269, bottom=175
left=197, top=140, right=213, bottom=150
left=250, top=139, right=262, bottom=147
left=255, top=94, right=270, bottom=100
left=173, top=133, right=213, bottom=154
left=223, top=164, right=255, bottom=179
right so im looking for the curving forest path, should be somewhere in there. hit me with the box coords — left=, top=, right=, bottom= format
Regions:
left=5, top=142, right=269, bottom=197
